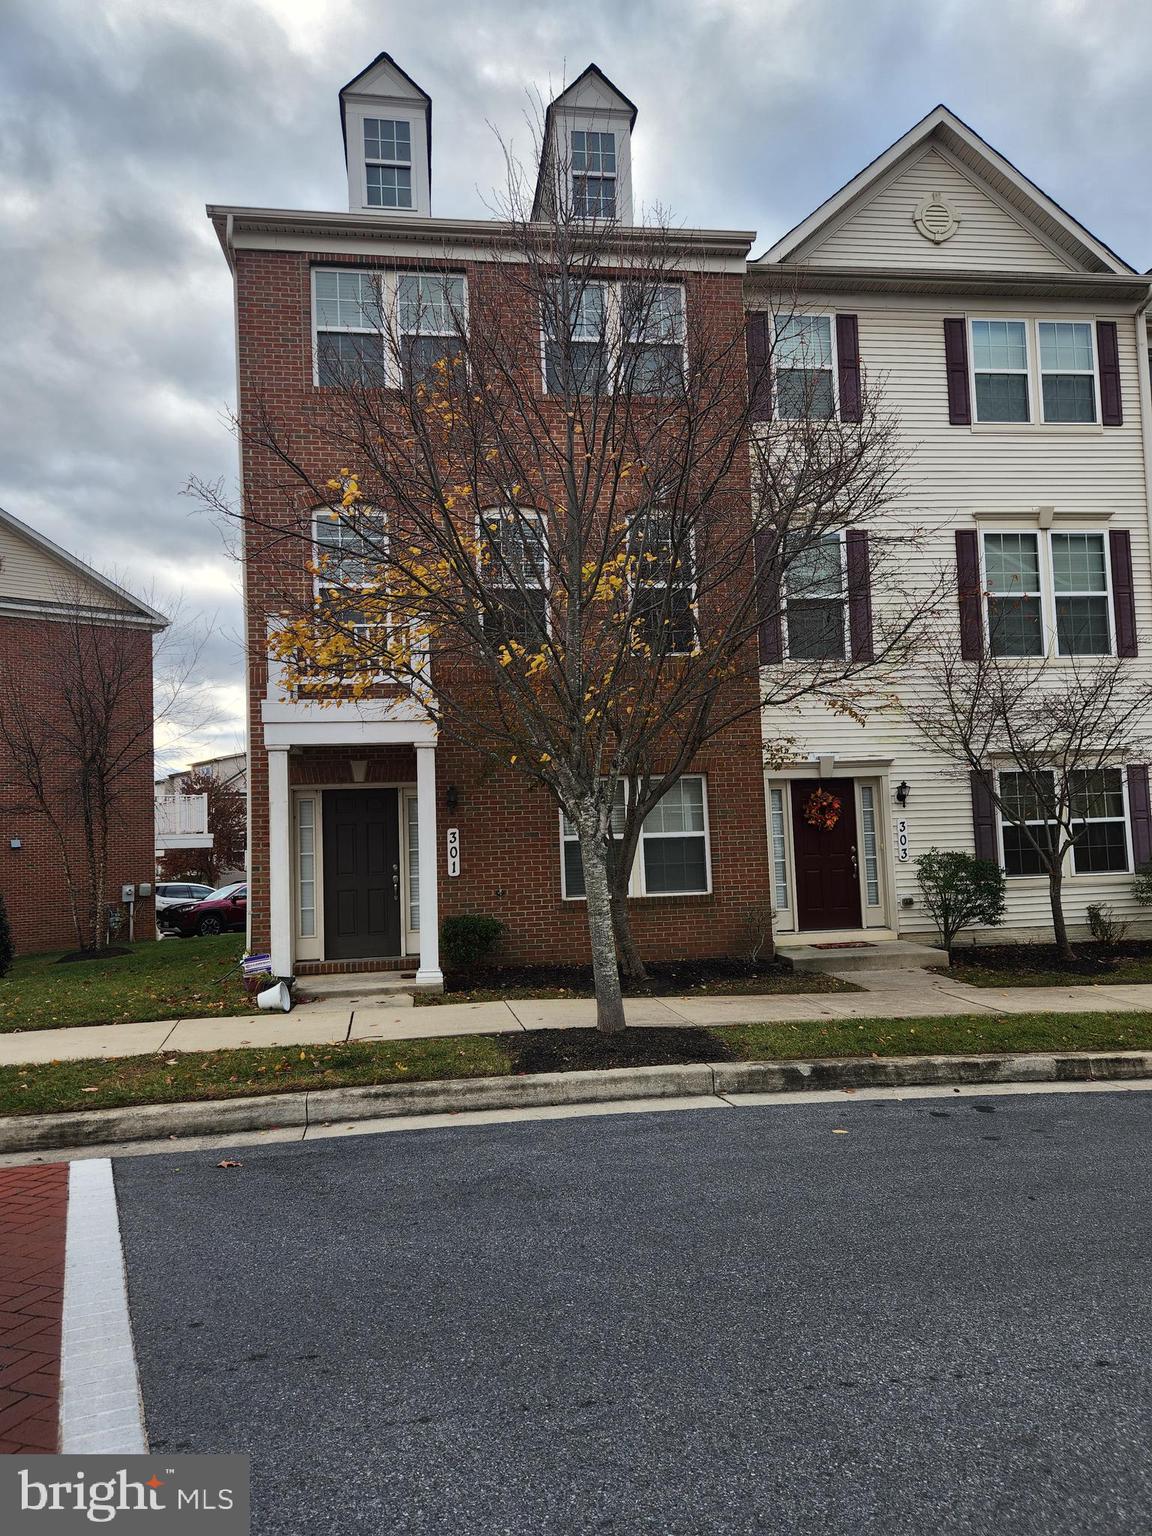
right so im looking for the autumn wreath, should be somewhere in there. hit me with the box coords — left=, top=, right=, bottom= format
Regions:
left=802, top=788, right=842, bottom=831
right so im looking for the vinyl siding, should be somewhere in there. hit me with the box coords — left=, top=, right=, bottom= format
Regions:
left=754, top=294, right=1152, bottom=942
left=801, top=147, right=1077, bottom=273
left=0, top=521, right=127, bottom=609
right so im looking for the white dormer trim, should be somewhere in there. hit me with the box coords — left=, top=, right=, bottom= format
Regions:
left=339, top=53, right=432, bottom=218
left=757, top=104, right=1134, bottom=276
left=533, top=65, right=639, bottom=227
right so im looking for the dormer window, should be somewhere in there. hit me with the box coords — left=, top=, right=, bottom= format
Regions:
left=571, top=130, right=616, bottom=218
left=364, top=118, right=413, bottom=209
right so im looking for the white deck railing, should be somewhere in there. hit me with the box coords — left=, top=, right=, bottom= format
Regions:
left=155, top=794, right=213, bottom=849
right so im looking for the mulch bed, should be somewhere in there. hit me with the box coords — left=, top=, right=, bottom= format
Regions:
left=56, top=947, right=132, bottom=965
left=506, top=1025, right=736, bottom=1075
left=446, top=957, right=793, bottom=998
left=954, top=940, right=1152, bottom=978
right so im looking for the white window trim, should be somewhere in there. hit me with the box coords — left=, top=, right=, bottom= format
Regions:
left=312, top=268, right=468, bottom=389
left=995, top=767, right=1133, bottom=879
left=570, top=129, right=618, bottom=219
left=477, top=506, right=550, bottom=642
left=967, top=315, right=1107, bottom=431
left=540, top=280, right=687, bottom=396
left=344, top=103, right=428, bottom=216
left=781, top=529, right=848, bottom=664
left=1037, top=320, right=1101, bottom=426
left=772, top=312, right=839, bottom=421
left=980, top=527, right=1114, bottom=660
left=559, top=775, right=713, bottom=900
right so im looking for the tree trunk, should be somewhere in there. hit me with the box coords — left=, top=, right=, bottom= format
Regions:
left=1048, top=866, right=1073, bottom=962
left=609, top=886, right=648, bottom=984
left=579, top=829, right=627, bottom=1033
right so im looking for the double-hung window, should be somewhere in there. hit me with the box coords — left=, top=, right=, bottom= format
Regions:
left=784, top=534, right=846, bottom=660
left=621, top=284, right=685, bottom=394
left=982, top=530, right=1112, bottom=658
left=971, top=319, right=1030, bottom=422
left=984, top=532, right=1043, bottom=656
left=314, top=269, right=466, bottom=389
left=631, top=512, right=696, bottom=654
left=1039, top=322, right=1096, bottom=423
left=397, top=273, right=465, bottom=385
left=774, top=316, right=835, bottom=420
left=560, top=776, right=711, bottom=898
left=479, top=510, right=548, bottom=645
left=571, top=130, right=616, bottom=218
left=543, top=282, right=608, bottom=396
left=997, top=768, right=1130, bottom=876
left=313, top=509, right=388, bottom=639
left=364, top=118, right=413, bottom=209
left=314, top=271, right=386, bottom=387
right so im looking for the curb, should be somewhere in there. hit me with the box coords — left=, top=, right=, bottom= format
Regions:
left=2, top=1050, right=1152, bottom=1154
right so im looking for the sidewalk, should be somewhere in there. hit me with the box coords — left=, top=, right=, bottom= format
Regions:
left=2, top=969, right=1152, bottom=1067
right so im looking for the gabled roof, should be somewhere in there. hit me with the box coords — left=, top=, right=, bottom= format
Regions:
left=338, top=51, right=433, bottom=188
left=531, top=64, right=638, bottom=220
left=756, top=104, right=1134, bottom=276
left=0, top=504, right=168, bottom=629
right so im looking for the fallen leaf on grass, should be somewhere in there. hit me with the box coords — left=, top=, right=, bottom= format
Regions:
left=216, top=1159, right=243, bottom=1168
left=831, top=1129, right=849, bottom=1135
left=81, top=1087, right=100, bottom=1094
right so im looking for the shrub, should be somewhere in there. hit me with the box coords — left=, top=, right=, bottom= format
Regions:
left=1086, top=902, right=1127, bottom=957
left=440, top=913, right=505, bottom=973
left=915, top=849, right=1006, bottom=957
left=0, top=893, right=12, bottom=979
left=1133, top=862, right=1152, bottom=907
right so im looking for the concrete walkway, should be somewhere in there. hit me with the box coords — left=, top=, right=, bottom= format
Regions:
left=1, top=969, right=1151, bottom=1067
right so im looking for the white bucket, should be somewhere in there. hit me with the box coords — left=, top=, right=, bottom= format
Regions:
left=256, top=980, right=293, bottom=1012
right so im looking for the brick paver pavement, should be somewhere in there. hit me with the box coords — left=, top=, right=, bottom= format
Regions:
left=0, top=1163, right=68, bottom=1453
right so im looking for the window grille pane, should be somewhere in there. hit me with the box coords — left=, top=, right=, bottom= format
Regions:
left=1051, top=533, right=1106, bottom=592
left=317, top=332, right=387, bottom=388
left=984, top=533, right=1040, bottom=594
left=315, top=271, right=379, bottom=330
left=776, top=369, right=835, bottom=420
left=544, top=339, right=607, bottom=395
left=1039, top=322, right=1092, bottom=372
left=1056, top=595, right=1110, bottom=655
left=397, top=274, right=464, bottom=335
left=787, top=600, right=846, bottom=659
left=971, top=320, right=1027, bottom=371
left=999, top=771, right=1054, bottom=824
left=642, top=836, right=707, bottom=893
left=1073, top=820, right=1128, bottom=873
left=297, top=799, right=316, bottom=938
left=1071, top=770, right=1124, bottom=821
left=315, top=512, right=387, bottom=588
left=365, top=118, right=411, bottom=162
left=573, top=177, right=616, bottom=217
left=775, top=316, right=832, bottom=369
left=401, top=335, right=465, bottom=387
left=1001, top=824, right=1050, bottom=876
left=975, top=372, right=1029, bottom=422
left=644, top=779, right=705, bottom=835
left=860, top=785, right=880, bottom=906
left=1042, top=375, right=1096, bottom=423
left=366, top=165, right=413, bottom=208
left=787, top=537, right=843, bottom=599
left=988, top=595, right=1044, bottom=656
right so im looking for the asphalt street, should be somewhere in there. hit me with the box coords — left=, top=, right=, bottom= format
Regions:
left=115, top=1091, right=1152, bottom=1535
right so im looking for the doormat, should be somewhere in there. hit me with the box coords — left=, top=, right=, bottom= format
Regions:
left=810, top=941, right=875, bottom=949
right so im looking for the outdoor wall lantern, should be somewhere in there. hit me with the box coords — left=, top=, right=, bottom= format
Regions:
left=350, top=759, right=368, bottom=784
left=8, top=837, right=21, bottom=850
left=895, top=781, right=911, bottom=807
left=445, top=784, right=460, bottom=812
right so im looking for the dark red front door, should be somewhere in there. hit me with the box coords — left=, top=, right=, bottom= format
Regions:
left=790, top=779, right=861, bottom=931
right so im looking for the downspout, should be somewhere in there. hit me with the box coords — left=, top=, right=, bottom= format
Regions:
left=1135, top=295, right=1152, bottom=564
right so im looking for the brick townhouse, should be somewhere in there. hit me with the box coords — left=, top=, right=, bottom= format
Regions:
left=0, top=505, right=164, bottom=953
left=210, top=56, right=770, bottom=983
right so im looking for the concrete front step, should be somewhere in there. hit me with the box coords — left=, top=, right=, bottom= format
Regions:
left=787, top=940, right=949, bottom=974
left=294, top=971, right=427, bottom=1006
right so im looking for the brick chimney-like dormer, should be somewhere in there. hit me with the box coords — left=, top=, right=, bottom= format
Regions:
left=339, top=53, right=432, bottom=216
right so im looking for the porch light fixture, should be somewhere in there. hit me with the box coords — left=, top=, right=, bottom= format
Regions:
left=895, top=781, right=910, bottom=807
left=445, top=784, right=460, bottom=812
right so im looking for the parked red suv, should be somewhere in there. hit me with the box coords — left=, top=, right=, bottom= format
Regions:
left=169, top=883, right=247, bottom=938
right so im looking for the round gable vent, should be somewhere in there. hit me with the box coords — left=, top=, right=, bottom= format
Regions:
left=914, top=192, right=960, bottom=244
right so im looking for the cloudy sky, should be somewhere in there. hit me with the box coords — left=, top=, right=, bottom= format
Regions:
left=2, top=0, right=1150, bottom=768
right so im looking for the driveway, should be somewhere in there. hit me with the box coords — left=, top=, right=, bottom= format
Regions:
left=114, top=1091, right=1152, bottom=1534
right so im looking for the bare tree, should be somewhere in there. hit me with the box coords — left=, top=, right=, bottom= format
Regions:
left=911, top=642, right=1152, bottom=960
left=0, top=582, right=203, bottom=952
left=196, top=134, right=930, bottom=1030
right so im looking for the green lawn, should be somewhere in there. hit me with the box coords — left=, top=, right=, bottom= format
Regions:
left=3, top=1009, right=1151, bottom=1118
left=0, top=936, right=251, bottom=1033
left=951, top=957, right=1152, bottom=989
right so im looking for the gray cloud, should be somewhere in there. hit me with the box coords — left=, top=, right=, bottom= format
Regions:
left=1, top=0, right=1149, bottom=764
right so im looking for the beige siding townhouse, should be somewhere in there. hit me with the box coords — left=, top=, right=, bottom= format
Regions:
left=747, top=106, right=1152, bottom=947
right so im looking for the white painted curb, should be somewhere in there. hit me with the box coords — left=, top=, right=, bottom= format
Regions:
left=58, top=1158, right=148, bottom=1453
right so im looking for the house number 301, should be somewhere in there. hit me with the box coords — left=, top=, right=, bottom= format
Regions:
left=896, top=819, right=909, bottom=862
left=446, top=826, right=460, bottom=876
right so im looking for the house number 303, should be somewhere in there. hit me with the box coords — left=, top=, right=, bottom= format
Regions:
left=896, top=819, right=909, bottom=862
left=446, top=826, right=460, bottom=876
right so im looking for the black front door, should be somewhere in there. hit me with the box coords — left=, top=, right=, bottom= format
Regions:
left=322, top=789, right=401, bottom=959
left=790, top=778, right=862, bottom=931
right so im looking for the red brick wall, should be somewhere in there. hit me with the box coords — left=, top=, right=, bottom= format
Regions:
left=0, top=615, right=157, bottom=955
left=232, top=239, right=771, bottom=965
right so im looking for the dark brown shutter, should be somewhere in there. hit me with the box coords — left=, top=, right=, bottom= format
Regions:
left=836, top=314, right=862, bottom=424
left=955, top=529, right=983, bottom=660
left=943, top=318, right=971, bottom=425
left=1127, top=764, right=1152, bottom=869
left=746, top=313, right=772, bottom=422
left=1109, top=528, right=1137, bottom=657
left=1097, top=320, right=1123, bottom=427
left=970, top=770, right=999, bottom=863
left=754, top=531, right=783, bottom=664
left=845, top=529, right=874, bottom=661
